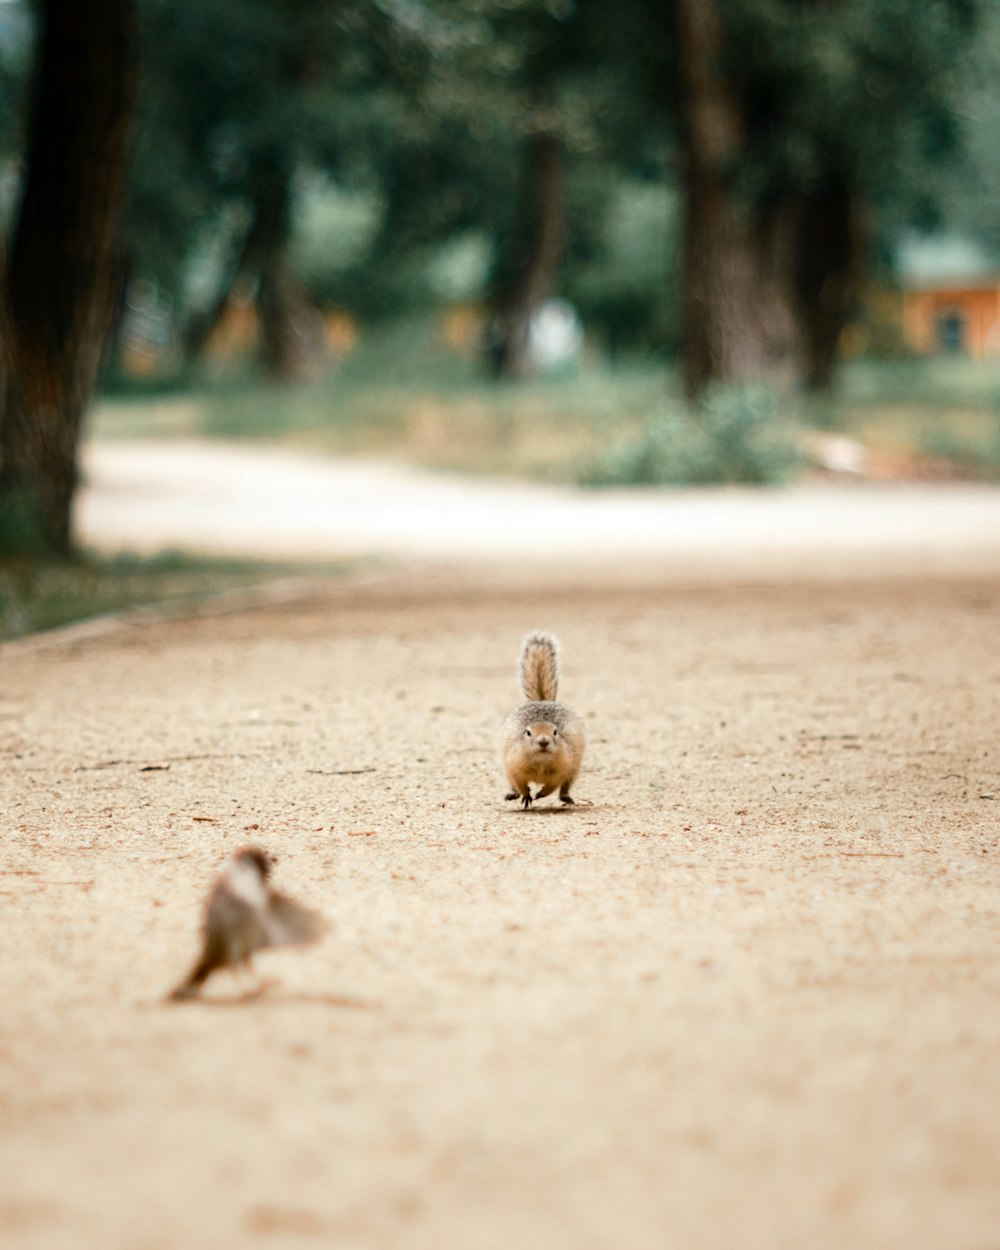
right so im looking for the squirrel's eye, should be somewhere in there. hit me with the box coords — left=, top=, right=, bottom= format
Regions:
left=524, top=728, right=532, bottom=738
left=552, top=727, right=559, bottom=737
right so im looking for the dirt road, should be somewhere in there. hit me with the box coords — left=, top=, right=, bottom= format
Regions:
left=3, top=454, right=1000, bottom=1249
left=79, top=438, right=1000, bottom=571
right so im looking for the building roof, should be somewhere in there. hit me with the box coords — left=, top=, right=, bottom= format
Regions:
left=896, top=233, right=1000, bottom=292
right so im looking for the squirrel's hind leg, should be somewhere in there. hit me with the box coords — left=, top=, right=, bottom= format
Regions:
left=558, top=783, right=576, bottom=805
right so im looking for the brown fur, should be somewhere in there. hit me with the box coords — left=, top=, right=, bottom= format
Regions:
left=167, top=846, right=324, bottom=1001
left=501, top=632, right=585, bottom=808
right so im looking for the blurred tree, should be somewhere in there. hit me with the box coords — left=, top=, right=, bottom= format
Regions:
left=487, top=119, right=566, bottom=378
left=483, top=0, right=667, bottom=377
left=299, top=2, right=523, bottom=319
left=133, top=0, right=339, bottom=380
left=671, top=0, right=980, bottom=396
left=478, top=2, right=573, bottom=379
left=565, top=180, right=678, bottom=358
left=128, top=0, right=672, bottom=378
left=119, top=0, right=985, bottom=396
left=0, top=0, right=137, bottom=556
left=0, top=3, right=32, bottom=181
left=672, top=0, right=798, bottom=397
left=934, top=3, right=1000, bottom=259
left=133, top=0, right=528, bottom=374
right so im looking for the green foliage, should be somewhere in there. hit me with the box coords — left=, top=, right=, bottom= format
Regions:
left=724, top=0, right=981, bottom=242
left=3, top=0, right=994, bottom=423
left=0, top=1, right=32, bottom=163
left=289, top=179, right=382, bottom=306
left=120, top=0, right=675, bottom=350
left=116, top=0, right=992, bottom=373
left=129, top=0, right=506, bottom=310
left=581, top=386, right=802, bottom=487
left=935, top=3, right=1000, bottom=257
left=566, top=180, right=677, bottom=358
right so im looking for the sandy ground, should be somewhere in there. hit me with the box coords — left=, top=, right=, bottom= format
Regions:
left=3, top=447, right=1000, bottom=1250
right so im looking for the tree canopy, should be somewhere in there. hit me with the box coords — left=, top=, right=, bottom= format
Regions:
left=0, top=0, right=994, bottom=553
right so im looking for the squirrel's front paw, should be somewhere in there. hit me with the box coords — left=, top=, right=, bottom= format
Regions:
left=504, top=791, right=519, bottom=802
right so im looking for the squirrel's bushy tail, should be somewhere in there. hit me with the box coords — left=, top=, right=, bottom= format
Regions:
left=519, top=631, right=560, bottom=702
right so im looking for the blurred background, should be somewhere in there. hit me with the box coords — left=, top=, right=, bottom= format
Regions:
left=1, top=0, right=1000, bottom=633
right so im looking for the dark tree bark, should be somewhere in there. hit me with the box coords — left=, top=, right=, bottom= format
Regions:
left=793, top=179, right=860, bottom=391
left=0, top=0, right=137, bottom=556
left=673, top=0, right=867, bottom=398
left=487, top=125, right=567, bottom=380
left=184, top=153, right=325, bottom=382
left=244, top=154, right=325, bottom=383
left=182, top=234, right=252, bottom=364
left=673, top=0, right=799, bottom=399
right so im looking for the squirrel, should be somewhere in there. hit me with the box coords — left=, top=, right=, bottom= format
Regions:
left=501, top=631, right=585, bottom=808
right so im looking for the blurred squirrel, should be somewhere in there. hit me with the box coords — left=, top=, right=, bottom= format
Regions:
left=168, top=846, right=325, bottom=1001
left=501, top=631, right=585, bottom=808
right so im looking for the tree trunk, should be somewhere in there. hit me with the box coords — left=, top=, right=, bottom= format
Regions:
left=673, top=0, right=798, bottom=399
left=182, top=156, right=325, bottom=382
left=0, top=0, right=137, bottom=556
left=244, top=154, right=325, bottom=382
left=487, top=126, right=567, bottom=380
left=182, top=232, right=252, bottom=364
left=793, top=179, right=860, bottom=392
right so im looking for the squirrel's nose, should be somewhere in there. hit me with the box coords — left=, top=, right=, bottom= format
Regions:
left=536, top=736, right=551, bottom=750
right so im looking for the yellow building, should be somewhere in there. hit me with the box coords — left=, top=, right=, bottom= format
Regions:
left=897, top=235, right=1000, bottom=359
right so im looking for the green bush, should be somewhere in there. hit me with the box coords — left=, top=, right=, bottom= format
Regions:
left=580, top=384, right=801, bottom=487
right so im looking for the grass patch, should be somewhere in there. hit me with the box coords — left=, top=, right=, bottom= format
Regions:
left=0, top=551, right=352, bottom=642
left=820, top=358, right=1000, bottom=477
left=94, top=325, right=1000, bottom=483
left=835, top=357, right=1000, bottom=409
left=95, top=327, right=669, bottom=480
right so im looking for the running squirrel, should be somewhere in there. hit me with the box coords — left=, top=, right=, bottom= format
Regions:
left=501, top=631, right=585, bottom=808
